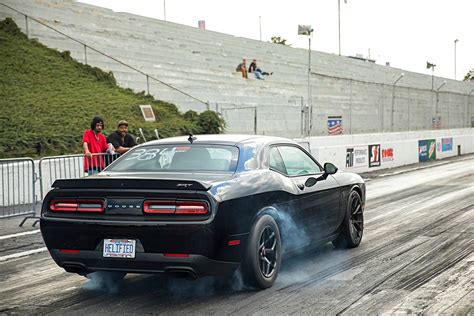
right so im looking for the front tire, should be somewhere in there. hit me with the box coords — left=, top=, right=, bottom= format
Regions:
left=241, top=215, right=282, bottom=289
left=333, top=190, right=364, bottom=249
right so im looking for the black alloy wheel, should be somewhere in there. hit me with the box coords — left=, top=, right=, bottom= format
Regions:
left=348, top=192, right=364, bottom=242
left=241, top=214, right=282, bottom=289
left=258, top=226, right=278, bottom=278
left=333, top=190, right=364, bottom=248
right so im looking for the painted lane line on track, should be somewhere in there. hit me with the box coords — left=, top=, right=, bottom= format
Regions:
left=0, top=247, right=48, bottom=262
left=0, top=229, right=41, bottom=240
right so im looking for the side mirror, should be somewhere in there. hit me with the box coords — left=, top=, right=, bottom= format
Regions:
left=324, top=162, right=338, bottom=175
left=305, top=177, right=318, bottom=187
left=305, top=163, right=338, bottom=188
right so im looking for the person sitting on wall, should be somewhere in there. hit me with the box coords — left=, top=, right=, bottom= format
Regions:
left=235, top=58, right=248, bottom=79
left=248, top=59, right=272, bottom=80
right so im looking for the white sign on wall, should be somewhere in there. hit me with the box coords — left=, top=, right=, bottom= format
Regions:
left=346, top=146, right=368, bottom=169
left=139, top=104, right=156, bottom=122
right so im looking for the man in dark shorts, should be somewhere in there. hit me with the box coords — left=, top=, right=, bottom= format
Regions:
left=82, top=116, right=108, bottom=175
left=107, top=120, right=137, bottom=155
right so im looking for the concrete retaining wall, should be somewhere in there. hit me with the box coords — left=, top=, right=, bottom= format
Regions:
left=299, top=128, right=474, bottom=173
left=1, top=0, right=473, bottom=137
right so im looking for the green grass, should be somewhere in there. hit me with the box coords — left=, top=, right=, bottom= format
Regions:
left=0, top=18, right=224, bottom=158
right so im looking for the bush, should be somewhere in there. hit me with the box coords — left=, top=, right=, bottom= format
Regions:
left=0, top=18, right=226, bottom=158
left=196, top=110, right=226, bottom=134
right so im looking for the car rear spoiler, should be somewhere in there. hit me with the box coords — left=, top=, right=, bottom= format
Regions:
left=52, top=178, right=211, bottom=191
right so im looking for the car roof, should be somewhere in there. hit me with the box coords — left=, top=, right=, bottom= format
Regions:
left=142, top=134, right=298, bottom=147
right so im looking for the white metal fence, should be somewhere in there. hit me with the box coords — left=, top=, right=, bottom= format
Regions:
left=0, top=158, right=36, bottom=218
left=0, top=153, right=117, bottom=223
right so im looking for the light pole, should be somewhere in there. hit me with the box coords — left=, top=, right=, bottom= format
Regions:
left=454, top=39, right=459, bottom=80
left=426, top=61, right=436, bottom=90
left=298, top=25, right=314, bottom=136
left=259, top=16, right=262, bottom=41
left=163, top=0, right=166, bottom=21
left=427, top=61, right=436, bottom=120
left=436, top=80, right=446, bottom=115
left=338, top=0, right=347, bottom=56
left=390, top=73, right=404, bottom=131
left=468, top=89, right=474, bottom=127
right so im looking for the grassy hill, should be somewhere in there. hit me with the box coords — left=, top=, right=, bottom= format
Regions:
left=0, top=18, right=224, bottom=158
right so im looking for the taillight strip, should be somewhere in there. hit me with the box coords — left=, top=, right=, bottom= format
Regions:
left=50, top=199, right=104, bottom=213
left=143, top=200, right=209, bottom=215
left=143, top=201, right=176, bottom=214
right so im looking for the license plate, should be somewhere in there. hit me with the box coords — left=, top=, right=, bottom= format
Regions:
left=103, top=239, right=136, bottom=258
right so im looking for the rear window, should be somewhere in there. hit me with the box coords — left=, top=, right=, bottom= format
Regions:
left=106, top=145, right=239, bottom=173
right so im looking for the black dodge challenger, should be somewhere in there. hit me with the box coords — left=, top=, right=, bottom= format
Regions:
left=40, top=135, right=365, bottom=289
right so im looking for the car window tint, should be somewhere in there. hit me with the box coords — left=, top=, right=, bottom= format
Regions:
left=269, top=146, right=287, bottom=174
left=277, top=146, right=322, bottom=176
left=106, top=145, right=239, bottom=172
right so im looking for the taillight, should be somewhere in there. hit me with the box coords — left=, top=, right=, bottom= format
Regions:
left=175, top=201, right=209, bottom=215
left=50, top=200, right=78, bottom=212
left=77, top=200, right=104, bottom=212
left=143, top=201, right=176, bottom=214
left=49, top=199, right=104, bottom=213
left=143, top=200, right=209, bottom=215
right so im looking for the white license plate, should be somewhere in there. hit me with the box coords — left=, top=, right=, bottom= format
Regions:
left=103, top=239, right=136, bottom=258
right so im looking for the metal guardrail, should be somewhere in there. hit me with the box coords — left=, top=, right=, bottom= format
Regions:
left=0, top=153, right=118, bottom=226
left=0, top=158, right=36, bottom=219
left=38, top=153, right=117, bottom=199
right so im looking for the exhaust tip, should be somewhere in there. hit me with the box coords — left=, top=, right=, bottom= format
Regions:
left=62, top=263, right=89, bottom=276
left=165, top=267, right=198, bottom=279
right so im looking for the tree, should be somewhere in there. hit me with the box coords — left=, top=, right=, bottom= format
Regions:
left=196, top=110, right=226, bottom=134
left=271, top=36, right=290, bottom=46
left=463, top=69, right=474, bottom=81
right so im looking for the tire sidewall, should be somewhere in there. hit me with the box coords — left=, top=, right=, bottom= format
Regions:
left=243, top=214, right=282, bottom=288
left=346, top=190, right=363, bottom=246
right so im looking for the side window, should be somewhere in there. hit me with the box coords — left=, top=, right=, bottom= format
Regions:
left=269, top=147, right=287, bottom=174
left=277, top=146, right=322, bottom=176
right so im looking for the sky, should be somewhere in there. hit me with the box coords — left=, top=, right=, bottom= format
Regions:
left=79, top=0, right=473, bottom=81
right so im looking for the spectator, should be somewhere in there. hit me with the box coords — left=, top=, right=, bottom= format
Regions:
left=236, top=58, right=248, bottom=79
left=82, top=116, right=108, bottom=175
left=248, top=59, right=272, bottom=80
left=107, top=120, right=137, bottom=155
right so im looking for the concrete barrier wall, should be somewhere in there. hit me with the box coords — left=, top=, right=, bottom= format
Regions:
left=1, top=0, right=473, bottom=138
left=298, top=128, right=474, bottom=173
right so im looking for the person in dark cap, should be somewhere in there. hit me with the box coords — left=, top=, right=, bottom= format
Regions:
left=82, top=116, right=108, bottom=175
left=106, top=120, right=137, bottom=155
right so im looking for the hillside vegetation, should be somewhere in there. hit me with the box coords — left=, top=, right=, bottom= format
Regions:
left=0, top=18, right=224, bottom=158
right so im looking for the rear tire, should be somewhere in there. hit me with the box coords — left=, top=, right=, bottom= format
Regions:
left=241, top=215, right=281, bottom=289
left=333, top=190, right=364, bottom=249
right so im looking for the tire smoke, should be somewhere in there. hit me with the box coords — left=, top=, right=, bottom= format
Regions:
left=82, top=271, right=125, bottom=293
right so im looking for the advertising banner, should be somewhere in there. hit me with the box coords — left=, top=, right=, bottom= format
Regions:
left=381, top=147, right=394, bottom=162
left=441, top=138, right=453, bottom=152
left=419, top=139, right=436, bottom=162
left=368, top=144, right=381, bottom=167
left=346, top=146, right=368, bottom=169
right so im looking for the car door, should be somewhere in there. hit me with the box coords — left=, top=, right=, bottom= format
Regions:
left=270, top=145, right=341, bottom=241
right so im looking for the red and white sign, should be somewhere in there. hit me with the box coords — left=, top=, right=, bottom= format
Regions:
left=382, top=148, right=394, bottom=162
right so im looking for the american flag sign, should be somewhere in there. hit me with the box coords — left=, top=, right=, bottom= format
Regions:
left=328, top=116, right=343, bottom=135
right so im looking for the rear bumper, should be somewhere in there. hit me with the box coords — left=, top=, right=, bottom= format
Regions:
left=50, top=249, right=239, bottom=277
left=40, top=218, right=247, bottom=277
